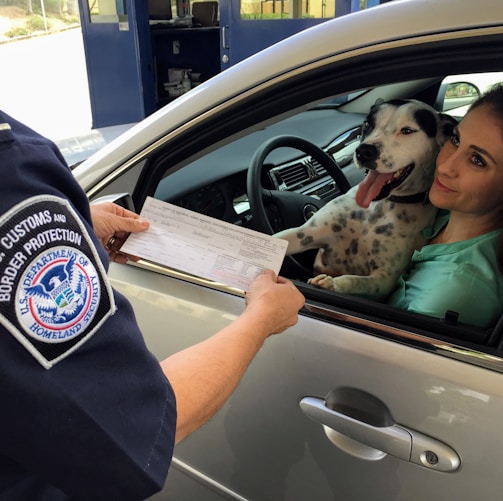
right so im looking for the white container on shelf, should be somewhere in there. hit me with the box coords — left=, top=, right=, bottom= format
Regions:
left=181, top=70, right=191, bottom=93
left=168, top=68, right=184, bottom=84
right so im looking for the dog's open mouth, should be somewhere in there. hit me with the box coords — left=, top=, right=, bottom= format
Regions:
left=355, top=163, right=414, bottom=208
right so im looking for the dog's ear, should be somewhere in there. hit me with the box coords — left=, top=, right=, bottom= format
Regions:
left=371, top=98, right=385, bottom=112
left=369, top=98, right=385, bottom=113
left=437, top=112, right=459, bottom=146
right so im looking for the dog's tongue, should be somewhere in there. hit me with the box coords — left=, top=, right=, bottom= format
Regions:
left=355, top=171, right=394, bottom=208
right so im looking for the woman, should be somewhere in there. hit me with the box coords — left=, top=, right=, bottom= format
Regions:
left=388, top=84, right=503, bottom=328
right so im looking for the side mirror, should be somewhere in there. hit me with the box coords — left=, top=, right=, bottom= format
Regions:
left=441, top=81, right=480, bottom=113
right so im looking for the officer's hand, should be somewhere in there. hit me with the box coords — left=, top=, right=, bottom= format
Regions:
left=90, top=202, right=149, bottom=263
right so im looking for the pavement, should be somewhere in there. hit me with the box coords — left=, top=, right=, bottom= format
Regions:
left=0, top=27, right=132, bottom=165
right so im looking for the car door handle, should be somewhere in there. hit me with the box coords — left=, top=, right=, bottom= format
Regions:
left=300, top=395, right=460, bottom=472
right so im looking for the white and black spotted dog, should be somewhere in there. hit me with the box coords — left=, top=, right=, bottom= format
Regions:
left=274, top=99, right=456, bottom=298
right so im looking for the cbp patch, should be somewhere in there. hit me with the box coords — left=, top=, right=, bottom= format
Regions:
left=0, top=195, right=116, bottom=368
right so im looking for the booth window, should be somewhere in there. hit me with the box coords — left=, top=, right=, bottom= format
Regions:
left=240, top=0, right=336, bottom=19
left=88, top=0, right=127, bottom=22
left=239, top=0, right=386, bottom=20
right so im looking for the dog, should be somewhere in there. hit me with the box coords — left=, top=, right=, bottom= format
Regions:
left=274, top=99, right=456, bottom=299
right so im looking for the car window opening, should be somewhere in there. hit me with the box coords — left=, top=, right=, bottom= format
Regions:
left=141, top=73, right=503, bottom=352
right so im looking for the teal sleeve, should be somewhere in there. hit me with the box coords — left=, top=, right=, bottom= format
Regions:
left=389, top=262, right=501, bottom=328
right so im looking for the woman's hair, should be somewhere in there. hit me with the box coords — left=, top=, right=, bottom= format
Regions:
left=469, top=82, right=503, bottom=126
left=469, top=83, right=503, bottom=272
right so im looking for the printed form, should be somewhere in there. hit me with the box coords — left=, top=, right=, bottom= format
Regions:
left=120, top=197, right=288, bottom=291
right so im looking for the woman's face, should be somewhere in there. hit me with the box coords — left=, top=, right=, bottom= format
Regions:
left=429, top=104, right=503, bottom=221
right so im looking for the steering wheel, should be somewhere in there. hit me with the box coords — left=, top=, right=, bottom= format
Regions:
left=247, top=135, right=351, bottom=278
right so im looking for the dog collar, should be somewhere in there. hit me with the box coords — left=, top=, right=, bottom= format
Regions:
left=387, top=191, right=429, bottom=204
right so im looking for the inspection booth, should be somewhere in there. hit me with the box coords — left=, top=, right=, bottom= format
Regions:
left=78, top=0, right=381, bottom=128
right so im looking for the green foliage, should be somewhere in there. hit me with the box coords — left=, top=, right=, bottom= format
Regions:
left=4, top=25, right=29, bottom=36
left=45, top=0, right=61, bottom=12
left=240, top=12, right=314, bottom=19
left=0, top=0, right=69, bottom=15
left=1, top=8, right=78, bottom=39
left=0, top=0, right=28, bottom=7
left=26, top=13, right=51, bottom=29
left=240, top=13, right=290, bottom=19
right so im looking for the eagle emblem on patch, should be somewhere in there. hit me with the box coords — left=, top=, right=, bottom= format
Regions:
left=0, top=195, right=115, bottom=368
left=17, top=248, right=100, bottom=343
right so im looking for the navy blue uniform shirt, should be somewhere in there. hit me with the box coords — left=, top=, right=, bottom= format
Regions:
left=0, top=111, right=176, bottom=500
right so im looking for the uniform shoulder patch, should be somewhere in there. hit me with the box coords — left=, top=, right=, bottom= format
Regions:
left=0, top=195, right=116, bottom=368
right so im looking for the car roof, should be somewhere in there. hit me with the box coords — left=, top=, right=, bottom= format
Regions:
left=74, top=0, right=503, bottom=190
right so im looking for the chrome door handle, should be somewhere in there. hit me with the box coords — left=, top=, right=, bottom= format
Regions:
left=300, top=396, right=460, bottom=472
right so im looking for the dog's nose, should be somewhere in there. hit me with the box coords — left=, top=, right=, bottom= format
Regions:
left=355, top=143, right=379, bottom=168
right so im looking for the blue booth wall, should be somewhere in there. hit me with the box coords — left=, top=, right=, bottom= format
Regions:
left=78, top=0, right=383, bottom=128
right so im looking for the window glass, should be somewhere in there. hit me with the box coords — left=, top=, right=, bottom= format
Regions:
left=88, top=0, right=127, bottom=22
left=240, top=0, right=335, bottom=20
left=239, top=0, right=385, bottom=21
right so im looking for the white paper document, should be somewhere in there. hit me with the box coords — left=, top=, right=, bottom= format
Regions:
left=120, top=197, right=288, bottom=291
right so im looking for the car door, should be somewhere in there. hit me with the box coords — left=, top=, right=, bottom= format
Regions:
left=80, top=11, right=503, bottom=500
left=110, top=261, right=503, bottom=501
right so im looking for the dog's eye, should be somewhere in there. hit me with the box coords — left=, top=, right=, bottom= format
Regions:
left=400, top=127, right=416, bottom=135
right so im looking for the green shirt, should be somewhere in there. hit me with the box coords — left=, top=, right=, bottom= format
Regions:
left=388, top=212, right=503, bottom=328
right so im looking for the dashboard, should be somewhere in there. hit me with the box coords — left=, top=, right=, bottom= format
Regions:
left=154, top=108, right=367, bottom=229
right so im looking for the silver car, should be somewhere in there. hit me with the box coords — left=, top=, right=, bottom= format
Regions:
left=74, top=0, right=503, bottom=499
